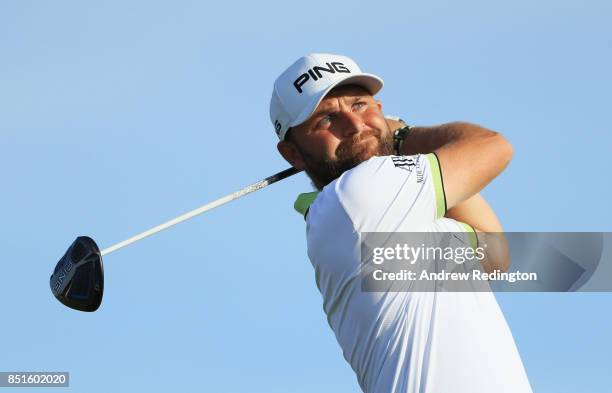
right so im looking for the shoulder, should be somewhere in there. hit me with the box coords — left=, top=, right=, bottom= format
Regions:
left=304, top=156, right=391, bottom=226
left=335, top=154, right=425, bottom=204
left=307, top=154, right=439, bottom=233
left=308, top=154, right=432, bottom=218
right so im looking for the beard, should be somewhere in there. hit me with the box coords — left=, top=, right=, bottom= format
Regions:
left=299, top=128, right=395, bottom=190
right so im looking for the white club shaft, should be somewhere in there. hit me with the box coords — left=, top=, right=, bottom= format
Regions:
left=100, top=167, right=299, bottom=256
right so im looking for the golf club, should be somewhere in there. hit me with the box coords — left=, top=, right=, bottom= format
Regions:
left=50, top=167, right=300, bottom=312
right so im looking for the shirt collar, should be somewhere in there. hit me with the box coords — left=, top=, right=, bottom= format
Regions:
left=294, top=191, right=319, bottom=216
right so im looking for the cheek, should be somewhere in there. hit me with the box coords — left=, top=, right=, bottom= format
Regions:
left=320, top=136, right=342, bottom=159
left=364, top=109, right=387, bottom=129
left=303, top=134, right=341, bottom=160
left=353, top=105, right=385, bottom=130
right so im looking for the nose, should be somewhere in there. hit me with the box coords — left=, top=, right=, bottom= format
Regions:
left=334, top=110, right=364, bottom=138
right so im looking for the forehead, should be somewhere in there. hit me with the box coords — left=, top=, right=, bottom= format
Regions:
left=321, top=84, right=372, bottom=102
left=310, top=84, right=374, bottom=115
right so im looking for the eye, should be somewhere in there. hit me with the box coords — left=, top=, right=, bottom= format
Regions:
left=316, top=114, right=333, bottom=129
left=353, top=101, right=367, bottom=111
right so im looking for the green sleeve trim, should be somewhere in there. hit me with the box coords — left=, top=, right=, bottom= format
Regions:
left=294, top=191, right=320, bottom=216
left=459, top=222, right=478, bottom=249
left=426, top=153, right=447, bottom=218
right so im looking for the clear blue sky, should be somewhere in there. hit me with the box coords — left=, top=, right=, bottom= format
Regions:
left=1, top=1, right=611, bottom=392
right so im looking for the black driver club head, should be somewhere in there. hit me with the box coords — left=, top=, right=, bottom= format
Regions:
left=50, top=236, right=104, bottom=312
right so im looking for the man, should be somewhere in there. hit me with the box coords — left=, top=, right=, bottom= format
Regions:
left=270, top=53, right=532, bottom=393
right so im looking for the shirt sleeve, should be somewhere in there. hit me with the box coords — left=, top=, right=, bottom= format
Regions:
left=332, top=154, right=447, bottom=232
left=432, top=217, right=479, bottom=250
left=426, top=153, right=447, bottom=218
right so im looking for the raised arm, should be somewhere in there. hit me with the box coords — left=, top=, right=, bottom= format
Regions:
left=395, top=122, right=513, bottom=210
left=388, top=120, right=512, bottom=272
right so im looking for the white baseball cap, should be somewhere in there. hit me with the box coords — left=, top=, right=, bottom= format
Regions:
left=270, top=53, right=384, bottom=140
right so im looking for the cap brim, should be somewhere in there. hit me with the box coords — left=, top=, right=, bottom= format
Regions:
left=290, top=73, right=384, bottom=128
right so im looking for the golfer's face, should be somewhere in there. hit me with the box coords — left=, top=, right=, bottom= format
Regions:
left=292, top=85, right=391, bottom=164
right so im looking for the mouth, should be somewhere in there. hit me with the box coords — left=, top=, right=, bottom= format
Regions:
left=350, top=130, right=378, bottom=146
left=335, top=131, right=380, bottom=160
left=356, top=133, right=377, bottom=144
left=353, top=131, right=381, bottom=151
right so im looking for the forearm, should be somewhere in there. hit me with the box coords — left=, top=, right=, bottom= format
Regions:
left=397, top=122, right=498, bottom=155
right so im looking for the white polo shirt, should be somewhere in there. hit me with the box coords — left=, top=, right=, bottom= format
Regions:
left=294, top=154, right=532, bottom=393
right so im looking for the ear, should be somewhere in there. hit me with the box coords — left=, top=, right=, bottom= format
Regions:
left=375, top=100, right=383, bottom=111
left=277, top=140, right=305, bottom=170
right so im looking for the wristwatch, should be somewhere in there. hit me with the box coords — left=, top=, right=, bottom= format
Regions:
left=386, top=116, right=413, bottom=155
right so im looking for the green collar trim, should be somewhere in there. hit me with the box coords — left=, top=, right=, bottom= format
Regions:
left=294, top=191, right=320, bottom=216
